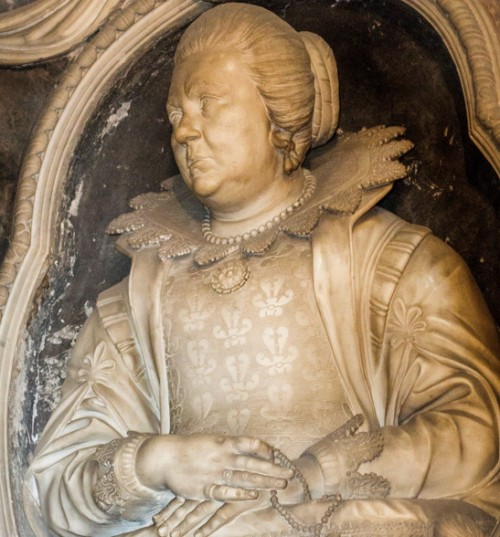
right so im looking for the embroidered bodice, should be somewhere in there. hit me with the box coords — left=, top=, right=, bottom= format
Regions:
left=161, top=236, right=353, bottom=459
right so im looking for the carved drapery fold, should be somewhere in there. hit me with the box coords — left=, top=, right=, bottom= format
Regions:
left=0, top=0, right=128, bottom=64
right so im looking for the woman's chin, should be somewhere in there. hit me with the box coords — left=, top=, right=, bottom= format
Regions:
left=191, top=175, right=221, bottom=200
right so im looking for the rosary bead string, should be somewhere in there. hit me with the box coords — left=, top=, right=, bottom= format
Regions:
left=271, top=448, right=342, bottom=536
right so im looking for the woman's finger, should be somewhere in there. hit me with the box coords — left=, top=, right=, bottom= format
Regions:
left=233, top=437, right=273, bottom=460
left=156, top=500, right=200, bottom=536
left=207, top=484, right=259, bottom=502
left=232, top=454, right=294, bottom=480
left=167, top=501, right=219, bottom=537
left=222, top=469, right=287, bottom=490
left=153, top=497, right=185, bottom=527
left=194, top=503, right=247, bottom=537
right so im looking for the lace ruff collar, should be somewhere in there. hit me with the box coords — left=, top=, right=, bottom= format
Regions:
left=108, top=126, right=413, bottom=291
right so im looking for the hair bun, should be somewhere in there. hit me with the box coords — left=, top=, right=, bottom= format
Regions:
left=300, top=31, right=339, bottom=147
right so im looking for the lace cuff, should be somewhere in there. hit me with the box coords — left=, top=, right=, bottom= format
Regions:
left=304, top=415, right=391, bottom=499
left=92, top=431, right=171, bottom=518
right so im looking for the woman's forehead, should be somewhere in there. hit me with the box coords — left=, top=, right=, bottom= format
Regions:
left=168, top=51, right=253, bottom=100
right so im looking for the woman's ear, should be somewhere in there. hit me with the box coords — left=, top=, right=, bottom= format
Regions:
left=270, top=124, right=299, bottom=175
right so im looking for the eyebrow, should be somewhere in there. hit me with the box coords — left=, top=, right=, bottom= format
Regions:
left=188, top=81, right=228, bottom=96
left=165, top=101, right=179, bottom=115
left=166, top=80, right=229, bottom=110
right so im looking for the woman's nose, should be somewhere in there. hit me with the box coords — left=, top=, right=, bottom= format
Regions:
left=173, top=114, right=201, bottom=145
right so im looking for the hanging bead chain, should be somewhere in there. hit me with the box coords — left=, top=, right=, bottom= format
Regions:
left=270, top=448, right=342, bottom=537
left=201, top=171, right=316, bottom=246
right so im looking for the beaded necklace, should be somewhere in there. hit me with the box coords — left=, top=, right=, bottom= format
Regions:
left=201, top=171, right=316, bottom=246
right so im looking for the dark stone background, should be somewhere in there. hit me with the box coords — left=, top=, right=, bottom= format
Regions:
left=0, top=0, right=34, bottom=11
left=0, top=59, right=67, bottom=259
left=1, top=1, right=498, bottom=533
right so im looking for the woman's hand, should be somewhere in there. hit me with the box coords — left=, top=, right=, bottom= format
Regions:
left=153, top=498, right=220, bottom=537
left=153, top=457, right=311, bottom=537
left=153, top=493, right=269, bottom=537
left=135, top=434, right=294, bottom=501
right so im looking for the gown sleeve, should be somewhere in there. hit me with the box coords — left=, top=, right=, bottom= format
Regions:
left=361, top=234, right=500, bottom=510
left=27, top=281, right=172, bottom=537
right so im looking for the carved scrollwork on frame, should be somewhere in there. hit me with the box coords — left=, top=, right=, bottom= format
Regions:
left=436, top=0, right=499, bottom=142
left=401, top=0, right=500, bottom=171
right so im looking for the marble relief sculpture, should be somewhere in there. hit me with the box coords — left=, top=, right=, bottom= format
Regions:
left=25, top=3, right=500, bottom=537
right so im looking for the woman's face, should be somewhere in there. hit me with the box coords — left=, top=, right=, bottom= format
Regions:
left=167, top=50, right=283, bottom=213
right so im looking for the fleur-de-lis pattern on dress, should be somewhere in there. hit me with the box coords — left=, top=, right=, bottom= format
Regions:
left=256, top=327, right=298, bottom=376
left=213, top=306, right=252, bottom=348
left=184, top=392, right=220, bottom=433
left=226, top=408, right=251, bottom=435
left=220, top=354, right=259, bottom=403
left=252, top=276, right=294, bottom=318
left=162, top=236, right=352, bottom=459
left=388, top=299, right=427, bottom=349
left=261, top=383, right=294, bottom=418
left=179, top=295, right=214, bottom=332
left=74, top=341, right=115, bottom=406
left=186, top=339, right=216, bottom=386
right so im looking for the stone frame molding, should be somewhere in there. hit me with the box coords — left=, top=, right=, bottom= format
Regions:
left=401, top=0, right=499, bottom=177
left=0, top=0, right=498, bottom=536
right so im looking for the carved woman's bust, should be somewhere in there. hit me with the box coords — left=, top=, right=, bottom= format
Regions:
left=26, top=4, right=500, bottom=537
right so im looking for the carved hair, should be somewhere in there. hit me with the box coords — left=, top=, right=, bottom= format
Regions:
left=174, top=3, right=339, bottom=173
left=300, top=31, right=339, bottom=148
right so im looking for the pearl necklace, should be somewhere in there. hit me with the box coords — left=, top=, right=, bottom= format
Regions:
left=201, top=171, right=316, bottom=246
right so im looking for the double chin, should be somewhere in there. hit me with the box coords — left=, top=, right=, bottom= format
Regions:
left=189, top=171, right=221, bottom=200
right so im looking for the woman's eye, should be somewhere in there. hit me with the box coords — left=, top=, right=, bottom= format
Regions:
left=200, top=96, right=217, bottom=113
